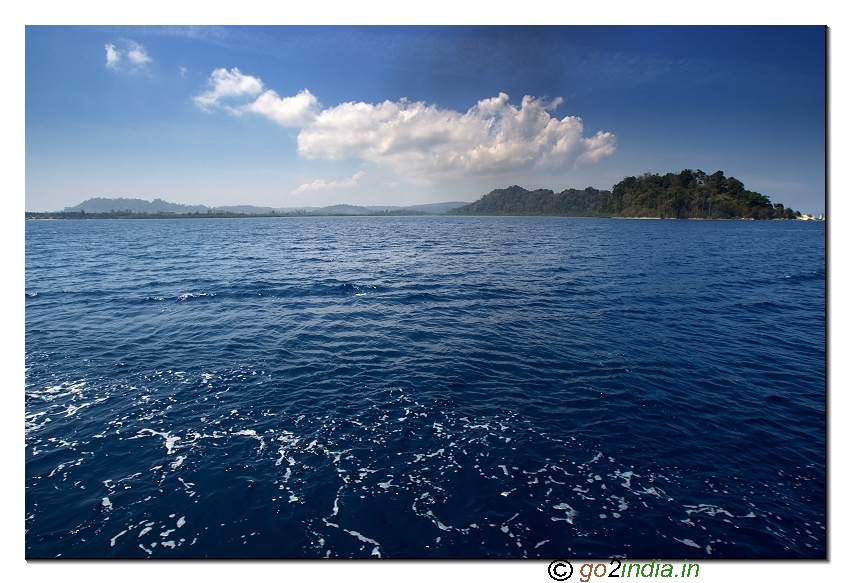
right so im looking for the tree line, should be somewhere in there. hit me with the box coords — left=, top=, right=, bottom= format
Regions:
left=601, top=169, right=800, bottom=219
left=449, top=170, right=801, bottom=219
left=449, top=185, right=610, bottom=216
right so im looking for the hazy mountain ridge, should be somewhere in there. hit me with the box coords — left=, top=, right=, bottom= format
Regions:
left=63, top=197, right=210, bottom=214
left=61, top=198, right=471, bottom=215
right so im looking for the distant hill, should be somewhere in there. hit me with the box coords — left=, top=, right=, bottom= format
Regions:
left=59, top=197, right=470, bottom=216
left=449, top=185, right=610, bottom=216
left=64, top=197, right=210, bottom=214
left=396, top=201, right=471, bottom=214
left=215, top=204, right=317, bottom=214
left=314, top=204, right=375, bottom=215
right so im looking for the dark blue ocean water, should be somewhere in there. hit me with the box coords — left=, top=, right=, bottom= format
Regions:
left=25, top=217, right=825, bottom=559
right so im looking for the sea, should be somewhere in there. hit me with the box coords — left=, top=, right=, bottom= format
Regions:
left=24, top=216, right=825, bottom=559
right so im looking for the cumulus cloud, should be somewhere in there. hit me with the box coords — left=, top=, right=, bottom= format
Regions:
left=193, top=68, right=263, bottom=109
left=291, top=171, right=366, bottom=196
left=194, top=68, right=318, bottom=125
left=195, top=68, right=616, bottom=180
left=297, top=93, right=615, bottom=179
left=243, top=89, right=320, bottom=127
left=104, top=40, right=152, bottom=72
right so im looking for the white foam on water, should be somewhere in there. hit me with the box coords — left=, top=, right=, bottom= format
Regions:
left=161, top=541, right=176, bottom=549
left=42, top=385, right=808, bottom=558
left=684, top=504, right=734, bottom=518
left=63, top=403, right=91, bottom=417
left=572, top=486, right=595, bottom=500
left=178, top=292, right=215, bottom=301
left=641, top=486, right=664, bottom=498
left=612, top=470, right=638, bottom=489
left=344, top=528, right=381, bottom=556
left=674, top=538, right=702, bottom=549
left=110, top=530, right=127, bottom=547
left=138, top=527, right=152, bottom=537
left=137, top=428, right=181, bottom=454
left=235, top=428, right=266, bottom=451
left=553, top=503, right=577, bottom=524
left=102, top=497, right=113, bottom=511
left=423, top=510, right=453, bottom=531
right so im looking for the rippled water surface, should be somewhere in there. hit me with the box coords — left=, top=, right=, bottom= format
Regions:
left=25, top=217, right=825, bottom=558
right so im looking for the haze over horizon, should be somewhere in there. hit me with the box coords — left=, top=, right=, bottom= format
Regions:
left=26, top=26, right=826, bottom=214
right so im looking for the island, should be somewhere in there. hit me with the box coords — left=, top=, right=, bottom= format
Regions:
left=450, top=170, right=804, bottom=219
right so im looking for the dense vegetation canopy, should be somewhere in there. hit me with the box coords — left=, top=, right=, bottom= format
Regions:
left=602, top=169, right=800, bottom=219
left=449, top=186, right=609, bottom=216
left=450, top=170, right=801, bottom=219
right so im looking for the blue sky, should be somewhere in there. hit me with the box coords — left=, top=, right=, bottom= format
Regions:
left=25, top=26, right=826, bottom=213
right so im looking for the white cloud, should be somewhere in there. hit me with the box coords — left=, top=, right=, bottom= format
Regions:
left=297, top=93, right=616, bottom=180
left=292, top=171, right=365, bottom=196
left=196, top=69, right=616, bottom=181
left=243, top=89, right=319, bottom=127
left=194, top=68, right=263, bottom=109
left=194, top=68, right=318, bottom=126
left=126, top=41, right=152, bottom=66
left=105, top=40, right=152, bottom=72
left=105, top=43, right=121, bottom=69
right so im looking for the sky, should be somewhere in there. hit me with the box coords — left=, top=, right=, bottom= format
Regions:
left=25, top=25, right=826, bottom=213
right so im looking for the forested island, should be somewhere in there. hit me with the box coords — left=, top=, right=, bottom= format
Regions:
left=450, top=170, right=804, bottom=219
left=27, top=170, right=811, bottom=220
